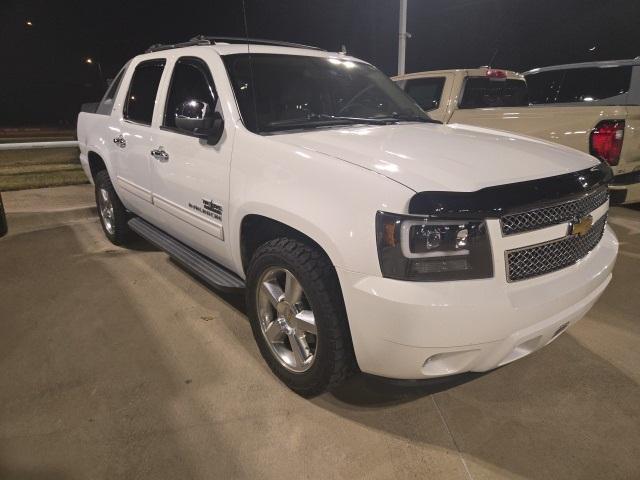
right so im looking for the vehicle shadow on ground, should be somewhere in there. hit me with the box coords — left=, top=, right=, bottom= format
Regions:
left=173, top=258, right=248, bottom=314
left=328, top=371, right=485, bottom=407
left=127, top=231, right=163, bottom=252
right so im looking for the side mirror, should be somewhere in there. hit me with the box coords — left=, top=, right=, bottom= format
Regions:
left=175, top=99, right=224, bottom=145
left=0, top=192, right=7, bottom=238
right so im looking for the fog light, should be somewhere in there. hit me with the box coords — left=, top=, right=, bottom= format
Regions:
left=421, top=349, right=480, bottom=377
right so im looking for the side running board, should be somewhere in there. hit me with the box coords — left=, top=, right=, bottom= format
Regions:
left=128, top=217, right=245, bottom=291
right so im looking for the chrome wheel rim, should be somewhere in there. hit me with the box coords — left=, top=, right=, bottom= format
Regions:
left=256, top=267, right=317, bottom=373
left=98, top=188, right=115, bottom=235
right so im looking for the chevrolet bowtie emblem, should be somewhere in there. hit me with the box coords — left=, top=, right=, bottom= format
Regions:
left=569, top=215, right=593, bottom=236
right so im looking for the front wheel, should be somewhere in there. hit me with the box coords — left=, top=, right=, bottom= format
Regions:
left=246, top=238, right=356, bottom=396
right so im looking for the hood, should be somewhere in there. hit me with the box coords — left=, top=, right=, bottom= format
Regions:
left=270, top=122, right=599, bottom=192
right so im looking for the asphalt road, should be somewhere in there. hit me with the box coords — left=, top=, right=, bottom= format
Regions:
left=1, top=185, right=639, bottom=480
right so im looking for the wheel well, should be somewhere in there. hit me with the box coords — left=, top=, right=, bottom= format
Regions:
left=240, top=215, right=331, bottom=274
left=87, top=151, right=107, bottom=180
left=240, top=214, right=357, bottom=375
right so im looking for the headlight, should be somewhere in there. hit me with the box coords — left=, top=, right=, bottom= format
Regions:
left=376, top=211, right=493, bottom=281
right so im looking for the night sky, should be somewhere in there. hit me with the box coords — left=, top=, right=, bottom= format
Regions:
left=2, top=0, right=639, bottom=127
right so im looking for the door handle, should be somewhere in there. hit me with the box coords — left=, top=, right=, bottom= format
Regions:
left=150, top=147, right=169, bottom=162
left=113, top=135, right=126, bottom=148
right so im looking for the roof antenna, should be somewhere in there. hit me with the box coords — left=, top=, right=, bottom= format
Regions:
left=340, top=44, right=347, bottom=55
left=241, top=0, right=260, bottom=135
left=487, top=48, right=499, bottom=68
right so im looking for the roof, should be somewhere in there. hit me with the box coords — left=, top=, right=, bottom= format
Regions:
left=524, top=58, right=640, bottom=75
left=137, top=44, right=360, bottom=64
left=138, top=36, right=362, bottom=63
left=146, top=36, right=324, bottom=53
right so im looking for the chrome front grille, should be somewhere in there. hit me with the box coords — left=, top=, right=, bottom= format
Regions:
left=506, top=215, right=607, bottom=282
left=501, top=187, right=608, bottom=236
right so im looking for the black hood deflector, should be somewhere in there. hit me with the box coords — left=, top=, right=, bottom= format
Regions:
left=408, top=163, right=612, bottom=218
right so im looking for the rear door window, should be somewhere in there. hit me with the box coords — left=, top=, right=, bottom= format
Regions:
left=97, top=68, right=125, bottom=115
left=459, top=78, right=529, bottom=109
left=124, top=59, right=166, bottom=125
left=557, top=67, right=631, bottom=103
left=527, top=66, right=632, bottom=104
left=526, top=71, right=564, bottom=104
left=403, top=77, right=446, bottom=111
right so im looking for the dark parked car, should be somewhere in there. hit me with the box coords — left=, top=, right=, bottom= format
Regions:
left=0, top=192, right=7, bottom=237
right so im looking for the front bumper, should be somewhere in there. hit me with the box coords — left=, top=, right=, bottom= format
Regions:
left=610, top=170, right=640, bottom=204
left=337, top=225, right=618, bottom=380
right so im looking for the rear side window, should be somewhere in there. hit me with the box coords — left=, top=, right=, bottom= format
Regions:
left=124, top=59, right=166, bottom=125
left=403, top=77, right=445, bottom=111
left=459, top=78, right=529, bottom=109
left=526, top=71, right=564, bottom=104
left=96, top=68, right=125, bottom=115
left=558, top=67, right=632, bottom=103
left=163, top=57, right=217, bottom=130
left=528, top=66, right=632, bottom=104
left=103, top=70, right=124, bottom=104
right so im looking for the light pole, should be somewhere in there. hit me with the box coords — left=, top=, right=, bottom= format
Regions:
left=398, top=0, right=410, bottom=75
left=85, top=57, right=105, bottom=86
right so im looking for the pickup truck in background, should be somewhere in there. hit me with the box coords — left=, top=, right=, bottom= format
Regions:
left=393, top=59, right=640, bottom=204
left=78, top=37, right=617, bottom=395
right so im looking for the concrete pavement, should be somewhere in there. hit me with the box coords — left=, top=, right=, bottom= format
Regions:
left=1, top=185, right=639, bottom=479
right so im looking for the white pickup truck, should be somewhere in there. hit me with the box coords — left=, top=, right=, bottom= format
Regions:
left=394, top=60, right=640, bottom=204
left=78, top=37, right=618, bottom=395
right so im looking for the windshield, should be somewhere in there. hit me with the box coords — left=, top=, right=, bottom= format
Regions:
left=222, top=53, right=431, bottom=133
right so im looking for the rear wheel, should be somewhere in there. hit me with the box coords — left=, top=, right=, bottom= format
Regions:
left=94, top=170, right=130, bottom=245
left=246, top=238, right=356, bottom=396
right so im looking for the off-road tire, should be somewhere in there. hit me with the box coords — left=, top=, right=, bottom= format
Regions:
left=246, top=238, right=356, bottom=396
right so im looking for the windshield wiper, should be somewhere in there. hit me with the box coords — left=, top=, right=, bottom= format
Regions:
left=319, top=113, right=442, bottom=125
left=264, top=114, right=394, bottom=131
left=263, top=112, right=440, bottom=132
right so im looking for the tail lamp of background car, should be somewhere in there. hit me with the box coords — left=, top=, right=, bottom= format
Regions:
left=486, top=69, right=507, bottom=80
left=376, top=212, right=493, bottom=281
left=590, top=120, right=625, bottom=166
